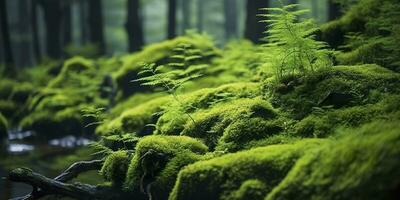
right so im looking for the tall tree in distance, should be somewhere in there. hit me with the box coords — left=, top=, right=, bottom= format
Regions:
left=311, top=0, right=318, bottom=18
left=31, top=0, right=41, bottom=63
left=181, top=0, right=191, bottom=33
left=197, top=0, right=204, bottom=32
left=224, top=0, right=239, bottom=39
left=62, top=1, right=73, bottom=49
left=17, top=0, right=33, bottom=67
left=245, top=0, right=270, bottom=44
left=80, top=0, right=88, bottom=45
left=88, top=0, right=106, bottom=55
left=167, top=0, right=177, bottom=39
left=40, top=0, right=63, bottom=59
left=0, top=0, right=15, bottom=71
left=328, top=0, right=342, bottom=20
left=126, top=0, right=144, bottom=52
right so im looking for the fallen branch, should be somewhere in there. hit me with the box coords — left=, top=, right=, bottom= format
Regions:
left=8, top=159, right=106, bottom=200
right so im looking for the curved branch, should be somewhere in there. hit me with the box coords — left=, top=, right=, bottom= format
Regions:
left=8, top=159, right=105, bottom=200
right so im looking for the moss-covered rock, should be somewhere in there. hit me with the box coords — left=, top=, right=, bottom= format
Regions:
left=101, top=134, right=139, bottom=151
left=96, top=96, right=171, bottom=136
left=266, top=121, right=400, bottom=200
left=294, top=95, right=400, bottom=137
left=321, top=0, right=400, bottom=71
left=101, top=150, right=131, bottom=187
left=125, top=135, right=208, bottom=199
left=267, top=65, right=400, bottom=119
left=169, top=139, right=324, bottom=200
left=114, top=33, right=218, bottom=98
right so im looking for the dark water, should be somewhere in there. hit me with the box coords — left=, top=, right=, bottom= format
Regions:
left=0, top=129, right=92, bottom=200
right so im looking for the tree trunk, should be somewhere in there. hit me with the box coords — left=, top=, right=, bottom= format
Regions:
left=197, top=0, right=204, bottom=32
left=17, top=0, right=33, bottom=67
left=88, top=0, right=106, bottom=55
left=182, top=0, right=191, bottom=33
left=0, top=0, right=15, bottom=71
left=328, top=0, right=342, bottom=21
left=62, top=1, right=72, bottom=49
left=31, top=0, right=41, bottom=63
left=224, top=0, right=238, bottom=39
left=311, top=0, right=318, bottom=18
left=41, top=0, right=63, bottom=59
left=126, top=0, right=144, bottom=52
left=244, top=0, right=269, bottom=44
left=80, top=0, right=88, bottom=45
left=167, top=0, right=177, bottom=39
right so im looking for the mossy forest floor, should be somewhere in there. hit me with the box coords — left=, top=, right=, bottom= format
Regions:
left=1, top=0, right=400, bottom=199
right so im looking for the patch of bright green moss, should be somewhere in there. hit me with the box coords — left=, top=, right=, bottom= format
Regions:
left=169, top=139, right=324, bottom=200
left=267, top=64, right=400, bottom=119
left=125, top=135, right=208, bottom=198
left=101, top=150, right=131, bottom=186
left=266, top=121, right=400, bottom=200
left=96, top=96, right=171, bottom=136
left=114, top=33, right=218, bottom=98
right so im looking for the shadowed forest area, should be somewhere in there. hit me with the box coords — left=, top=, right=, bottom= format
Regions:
left=0, top=0, right=399, bottom=199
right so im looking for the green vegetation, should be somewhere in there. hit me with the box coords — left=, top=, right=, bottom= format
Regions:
left=2, top=1, right=400, bottom=199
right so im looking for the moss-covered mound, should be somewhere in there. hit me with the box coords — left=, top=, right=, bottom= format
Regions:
left=124, top=135, right=208, bottom=199
left=321, top=0, right=400, bottom=71
left=169, top=139, right=324, bottom=200
left=170, top=121, right=400, bottom=200
left=266, top=121, right=400, bottom=200
left=267, top=65, right=400, bottom=119
left=19, top=57, right=108, bottom=137
left=114, top=33, right=219, bottom=98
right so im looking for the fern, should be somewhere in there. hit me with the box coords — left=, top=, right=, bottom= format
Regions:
left=135, top=44, right=208, bottom=124
left=260, top=1, right=332, bottom=80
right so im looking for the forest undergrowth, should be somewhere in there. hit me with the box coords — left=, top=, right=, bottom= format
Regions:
left=1, top=0, right=400, bottom=199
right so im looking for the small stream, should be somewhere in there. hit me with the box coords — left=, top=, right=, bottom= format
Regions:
left=0, top=129, right=93, bottom=200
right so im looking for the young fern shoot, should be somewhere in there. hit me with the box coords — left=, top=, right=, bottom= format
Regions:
left=135, top=44, right=208, bottom=125
left=260, top=2, right=332, bottom=80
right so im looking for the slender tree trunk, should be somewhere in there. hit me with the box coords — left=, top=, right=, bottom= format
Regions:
left=197, top=0, right=204, bottom=32
left=328, top=0, right=342, bottom=20
left=62, top=1, right=72, bottom=49
left=88, top=0, right=106, bottom=55
left=182, top=0, right=191, bottom=33
left=17, top=0, right=33, bottom=67
left=0, top=0, right=15, bottom=71
left=41, top=0, right=63, bottom=59
left=167, top=0, right=177, bottom=39
left=126, top=0, right=144, bottom=52
left=311, top=0, right=318, bottom=18
left=31, top=0, right=41, bottom=63
left=244, top=0, right=269, bottom=44
left=224, top=0, right=238, bottom=39
left=80, top=0, right=87, bottom=45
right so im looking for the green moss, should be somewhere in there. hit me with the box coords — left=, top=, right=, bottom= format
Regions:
left=169, top=139, right=324, bottom=200
left=125, top=135, right=208, bottom=198
left=101, top=134, right=139, bottom=151
left=266, top=121, right=400, bottom=200
left=267, top=64, right=400, bottom=119
left=96, top=96, right=171, bottom=136
left=0, top=113, right=8, bottom=140
left=114, top=33, right=218, bottom=98
left=101, top=150, right=131, bottom=186
left=19, top=106, right=86, bottom=138
left=48, top=56, right=95, bottom=88
left=226, top=179, right=267, bottom=200
left=156, top=82, right=262, bottom=138
left=294, top=95, right=400, bottom=137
